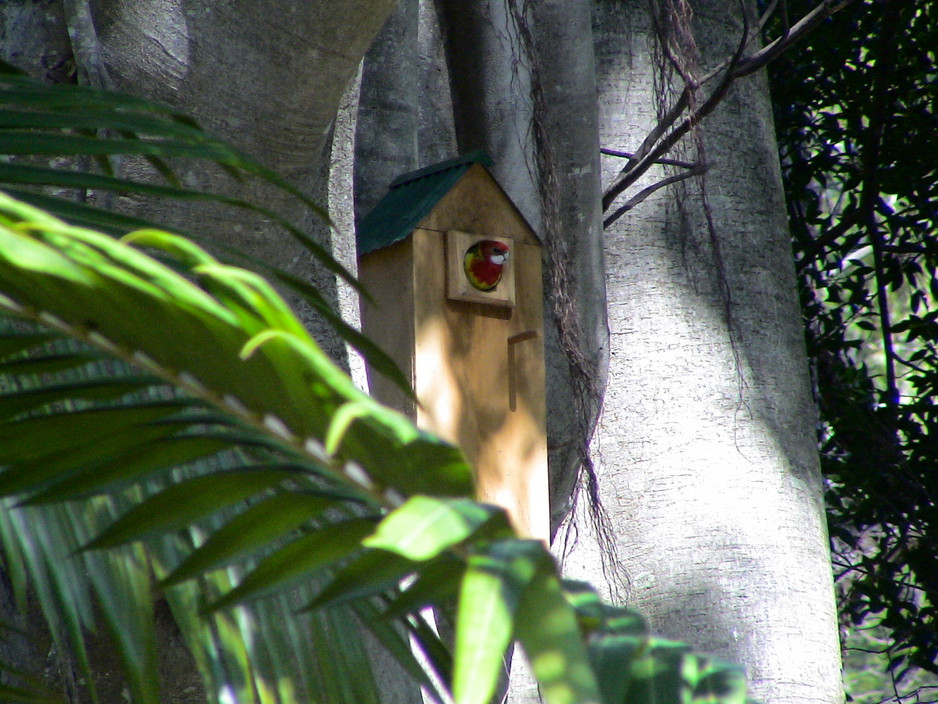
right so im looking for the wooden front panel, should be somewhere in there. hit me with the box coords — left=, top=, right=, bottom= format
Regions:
left=411, top=228, right=548, bottom=539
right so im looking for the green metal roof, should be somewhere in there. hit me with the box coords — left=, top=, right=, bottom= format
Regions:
left=357, top=151, right=494, bottom=256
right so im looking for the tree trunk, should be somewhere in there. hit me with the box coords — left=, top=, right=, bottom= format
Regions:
left=91, top=0, right=395, bottom=360
left=561, top=2, right=844, bottom=702
left=355, top=0, right=420, bottom=226
left=523, top=0, right=609, bottom=538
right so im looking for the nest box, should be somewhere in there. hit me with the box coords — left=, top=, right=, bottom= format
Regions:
left=357, top=152, right=548, bottom=540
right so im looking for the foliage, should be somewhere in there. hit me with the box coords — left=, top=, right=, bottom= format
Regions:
left=0, top=65, right=750, bottom=704
left=843, top=620, right=938, bottom=704
left=768, top=0, right=938, bottom=694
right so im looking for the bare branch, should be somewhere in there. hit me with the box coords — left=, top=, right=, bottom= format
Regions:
left=729, top=0, right=856, bottom=79
left=758, top=0, right=780, bottom=32
left=795, top=209, right=864, bottom=271
left=603, top=164, right=708, bottom=228
left=599, top=148, right=698, bottom=170
left=602, top=0, right=858, bottom=222
left=601, top=89, right=688, bottom=210
left=603, top=10, right=748, bottom=212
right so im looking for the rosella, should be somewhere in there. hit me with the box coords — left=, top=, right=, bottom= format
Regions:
left=464, top=239, right=509, bottom=291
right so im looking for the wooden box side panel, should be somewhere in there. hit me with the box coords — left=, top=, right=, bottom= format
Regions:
left=498, top=242, right=548, bottom=539
left=358, top=239, right=416, bottom=419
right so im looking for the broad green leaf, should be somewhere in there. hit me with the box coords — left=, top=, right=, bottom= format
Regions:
left=0, top=419, right=196, bottom=499
left=306, top=603, right=381, bottom=704
left=0, top=108, right=212, bottom=142
left=588, top=632, right=648, bottom=704
left=689, top=657, right=747, bottom=704
left=516, top=572, right=603, bottom=704
left=352, top=599, right=445, bottom=699
left=0, top=377, right=156, bottom=422
left=23, top=435, right=236, bottom=504
left=383, top=554, right=465, bottom=617
left=624, top=641, right=749, bottom=704
left=452, top=541, right=542, bottom=704
left=0, top=131, right=249, bottom=164
left=0, top=403, right=189, bottom=464
left=0, top=69, right=362, bottom=288
left=0, top=330, right=56, bottom=360
left=364, top=496, right=510, bottom=561
left=83, top=542, right=160, bottom=704
left=562, top=579, right=647, bottom=638
left=0, top=681, right=62, bottom=704
left=11, top=504, right=97, bottom=700
left=0, top=351, right=101, bottom=376
left=2, top=186, right=162, bottom=235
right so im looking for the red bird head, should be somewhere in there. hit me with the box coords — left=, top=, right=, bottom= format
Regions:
left=464, top=239, right=510, bottom=291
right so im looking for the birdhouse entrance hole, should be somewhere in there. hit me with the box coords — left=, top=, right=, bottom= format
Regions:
left=446, top=231, right=516, bottom=307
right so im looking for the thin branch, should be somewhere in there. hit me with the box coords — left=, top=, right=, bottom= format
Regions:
left=603, top=164, right=707, bottom=228
left=871, top=219, right=900, bottom=408
left=758, top=0, right=781, bottom=34
left=861, top=3, right=904, bottom=412
left=795, top=209, right=864, bottom=271
left=602, top=0, right=858, bottom=220
left=599, top=148, right=698, bottom=169
left=727, top=0, right=857, bottom=79
left=893, top=351, right=929, bottom=375
left=831, top=560, right=926, bottom=593
left=601, top=89, right=690, bottom=209
left=62, top=0, right=113, bottom=90
left=603, top=11, right=748, bottom=213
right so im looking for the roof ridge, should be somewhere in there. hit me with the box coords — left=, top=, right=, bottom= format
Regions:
left=388, top=150, right=492, bottom=188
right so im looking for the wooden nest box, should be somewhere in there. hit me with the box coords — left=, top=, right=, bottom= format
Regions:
left=357, top=151, right=548, bottom=540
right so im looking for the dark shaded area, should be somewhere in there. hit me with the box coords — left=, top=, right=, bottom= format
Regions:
left=769, top=0, right=938, bottom=687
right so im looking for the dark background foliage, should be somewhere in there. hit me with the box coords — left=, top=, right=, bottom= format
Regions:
left=768, top=0, right=938, bottom=696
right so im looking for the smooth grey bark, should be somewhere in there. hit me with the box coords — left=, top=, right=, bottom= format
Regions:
left=559, top=2, right=844, bottom=702
left=524, top=0, right=610, bottom=537
left=416, top=0, right=458, bottom=165
left=355, top=0, right=420, bottom=226
left=90, top=0, right=395, bottom=359
left=439, top=0, right=539, bottom=229
left=0, top=2, right=73, bottom=82
left=354, top=0, right=457, bottom=221
left=331, top=67, right=372, bottom=391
